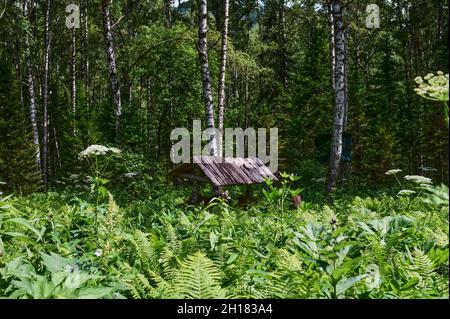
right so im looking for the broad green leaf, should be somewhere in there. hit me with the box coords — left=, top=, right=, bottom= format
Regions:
left=226, top=253, right=238, bottom=264
left=41, top=252, right=72, bottom=273
left=209, top=231, right=219, bottom=250
left=3, top=217, right=42, bottom=240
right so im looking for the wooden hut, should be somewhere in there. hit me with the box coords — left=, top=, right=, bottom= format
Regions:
left=170, top=156, right=277, bottom=203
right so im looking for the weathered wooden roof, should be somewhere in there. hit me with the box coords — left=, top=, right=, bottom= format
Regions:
left=170, top=156, right=278, bottom=186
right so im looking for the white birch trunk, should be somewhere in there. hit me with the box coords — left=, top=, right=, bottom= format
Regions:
left=217, top=0, right=229, bottom=158
left=197, top=0, right=218, bottom=157
left=326, top=0, right=347, bottom=198
left=71, top=27, right=77, bottom=134
left=23, top=0, right=42, bottom=175
left=102, top=0, right=122, bottom=140
left=42, top=0, right=51, bottom=188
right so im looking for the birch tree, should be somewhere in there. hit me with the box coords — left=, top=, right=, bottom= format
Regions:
left=101, top=0, right=122, bottom=140
left=80, top=5, right=88, bottom=86
left=217, top=0, right=229, bottom=158
left=326, top=0, right=347, bottom=199
left=329, top=2, right=336, bottom=90
left=71, top=27, right=77, bottom=134
left=197, top=0, right=218, bottom=156
left=23, top=0, right=42, bottom=175
left=42, top=0, right=51, bottom=188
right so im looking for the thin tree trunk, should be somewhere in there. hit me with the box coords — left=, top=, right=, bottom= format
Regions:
left=217, top=0, right=229, bottom=158
left=232, top=59, right=239, bottom=101
left=147, top=77, right=153, bottom=157
left=279, top=0, right=288, bottom=90
left=101, top=0, right=122, bottom=140
left=71, top=27, right=77, bottom=134
left=164, top=0, right=175, bottom=166
left=156, top=107, right=169, bottom=160
left=14, top=31, right=25, bottom=112
left=53, top=126, right=62, bottom=170
left=326, top=0, right=347, bottom=200
left=197, top=0, right=218, bottom=156
left=329, top=2, right=336, bottom=90
left=244, top=72, right=249, bottom=129
left=343, top=5, right=349, bottom=131
left=81, top=5, right=89, bottom=89
left=42, top=0, right=51, bottom=189
left=23, top=0, right=42, bottom=175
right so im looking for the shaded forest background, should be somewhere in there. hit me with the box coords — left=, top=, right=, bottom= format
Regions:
left=0, top=0, right=448, bottom=196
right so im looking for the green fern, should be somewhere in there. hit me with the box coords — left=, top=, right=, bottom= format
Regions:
left=131, top=230, right=160, bottom=273
left=171, top=251, right=227, bottom=299
left=407, top=248, right=435, bottom=291
left=159, top=224, right=183, bottom=277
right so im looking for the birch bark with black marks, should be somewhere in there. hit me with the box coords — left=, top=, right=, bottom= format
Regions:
left=197, top=0, right=218, bottom=157
left=326, top=0, right=347, bottom=200
left=23, top=0, right=42, bottom=175
left=42, top=0, right=51, bottom=189
left=343, top=5, right=349, bottom=130
left=217, top=0, right=229, bottom=158
left=81, top=5, right=89, bottom=90
left=329, top=2, right=336, bottom=90
left=164, top=0, right=175, bottom=166
left=101, top=0, right=122, bottom=140
left=71, top=27, right=77, bottom=134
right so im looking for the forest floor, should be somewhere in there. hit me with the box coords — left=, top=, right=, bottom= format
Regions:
left=0, top=176, right=448, bottom=299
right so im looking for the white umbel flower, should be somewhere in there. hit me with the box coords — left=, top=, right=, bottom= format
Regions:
left=404, top=175, right=432, bottom=184
left=78, top=145, right=122, bottom=159
left=385, top=169, right=402, bottom=175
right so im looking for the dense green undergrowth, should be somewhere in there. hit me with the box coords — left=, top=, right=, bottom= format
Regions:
left=0, top=177, right=448, bottom=299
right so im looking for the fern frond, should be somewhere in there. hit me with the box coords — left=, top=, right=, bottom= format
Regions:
left=276, top=249, right=303, bottom=272
left=160, top=246, right=180, bottom=278
left=410, top=248, right=434, bottom=279
left=132, top=230, right=160, bottom=273
left=369, top=238, right=393, bottom=281
left=406, top=248, right=435, bottom=291
left=171, top=251, right=227, bottom=299
left=229, top=284, right=258, bottom=299
left=165, top=223, right=181, bottom=253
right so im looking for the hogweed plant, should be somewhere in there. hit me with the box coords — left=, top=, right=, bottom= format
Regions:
left=78, top=145, right=121, bottom=202
left=263, top=172, right=303, bottom=242
left=385, top=168, right=447, bottom=214
left=415, top=71, right=449, bottom=127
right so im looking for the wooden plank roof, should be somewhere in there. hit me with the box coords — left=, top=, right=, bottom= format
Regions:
left=170, top=156, right=278, bottom=186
